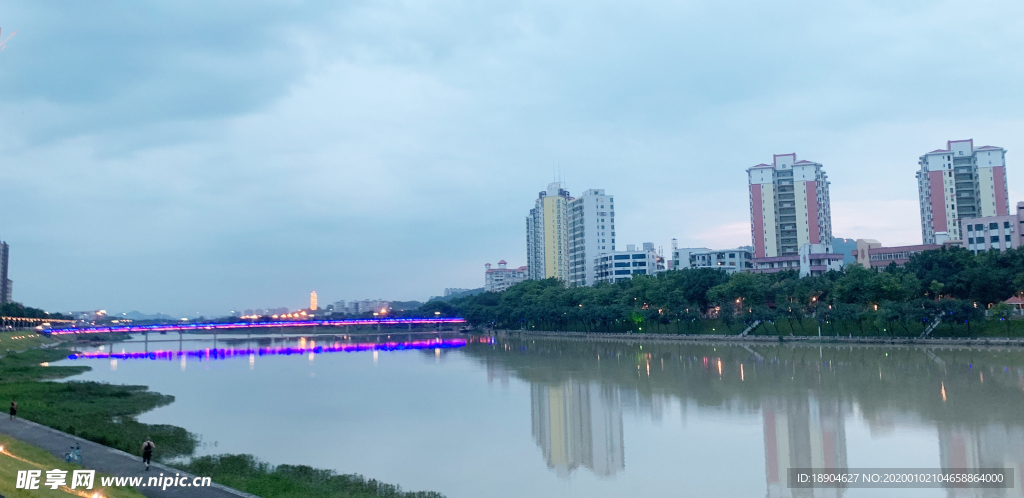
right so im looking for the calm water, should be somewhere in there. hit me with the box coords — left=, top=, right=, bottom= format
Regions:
left=57, top=333, right=1024, bottom=498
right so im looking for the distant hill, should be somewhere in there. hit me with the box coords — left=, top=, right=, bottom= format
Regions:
left=389, top=301, right=424, bottom=311
left=120, top=310, right=180, bottom=321
left=832, top=237, right=857, bottom=264
left=428, top=288, right=484, bottom=302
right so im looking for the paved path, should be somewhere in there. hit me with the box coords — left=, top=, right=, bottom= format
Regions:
left=0, top=417, right=257, bottom=498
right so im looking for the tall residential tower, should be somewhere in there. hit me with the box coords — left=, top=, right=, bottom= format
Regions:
left=0, top=241, right=10, bottom=305
left=916, top=139, right=1008, bottom=244
left=527, top=183, right=572, bottom=281
left=568, top=189, right=614, bottom=287
left=748, top=154, right=833, bottom=258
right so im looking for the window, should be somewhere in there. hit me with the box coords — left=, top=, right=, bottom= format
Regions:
left=991, top=223, right=999, bottom=230
left=992, top=236, right=1000, bottom=243
left=1005, top=222, right=1011, bottom=228
left=632, top=270, right=645, bottom=275
left=1007, top=234, right=1013, bottom=242
left=614, top=255, right=630, bottom=260
left=975, top=224, right=984, bottom=231
left=615, top=270, right=630, bottom=275
left=968, top=237, right=974, bottom=244
left=967, top=225, right=973, bottom=232
left=632, top=254, right=645, bottom=259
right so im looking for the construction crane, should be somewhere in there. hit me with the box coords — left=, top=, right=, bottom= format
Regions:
left=0, top=27, right=18, bottom=51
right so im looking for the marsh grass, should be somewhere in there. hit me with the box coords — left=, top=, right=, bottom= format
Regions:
left=185, top=454, right=445, bottom=498
left=0, top=348, right=197, bottom=461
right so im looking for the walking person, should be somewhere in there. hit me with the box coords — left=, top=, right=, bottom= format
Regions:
left=8, top=400, right=16, bottom=420
left=141, top=438, right=155, bottom=471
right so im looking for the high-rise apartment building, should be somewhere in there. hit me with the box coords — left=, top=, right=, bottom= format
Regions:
left=916, top=139, right=1008, bottom=244
left=568, top=189, right=615, bottom=287
left=0, top=241, right=10, bottom=305
left=748, top=154, right=833, bottom=258
left=526, top=182, right=572, bottom=281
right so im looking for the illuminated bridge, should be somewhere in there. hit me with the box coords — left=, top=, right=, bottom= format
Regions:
left=44, top=317, right=467, bottom=336
left=65, top=336, right=494, bottom=362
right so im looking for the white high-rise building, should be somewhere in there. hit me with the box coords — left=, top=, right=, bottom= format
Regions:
left=526, top=183, right=572, bottom=281
left=748, top=154, right=833, bottom=258
left=916, top=139, right=1008, bottom=244
left=568, top=189, right=615, bottom=287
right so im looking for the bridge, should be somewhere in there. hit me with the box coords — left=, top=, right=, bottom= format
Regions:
left=65, top=336, right=491, bottom=362
left=43, top=317, right=467, bottom=336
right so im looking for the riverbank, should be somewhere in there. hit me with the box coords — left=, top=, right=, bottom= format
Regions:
left=0, top=431, right=147, bottom=498
left=505, top=329, right=1024, bottom=348
left=0, top=338, right=447, bottom=498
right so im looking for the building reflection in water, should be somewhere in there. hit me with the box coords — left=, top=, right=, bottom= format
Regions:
left=763, top=395, right=848, bottom=498
left=938, top=424, right=1024, bottom=497
left=477, top=338, right=1024, bottom=496
left=530, top=380, right=625, bottom=478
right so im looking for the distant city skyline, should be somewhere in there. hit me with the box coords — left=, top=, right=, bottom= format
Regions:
left=1, top=2, right=1023, bottom=315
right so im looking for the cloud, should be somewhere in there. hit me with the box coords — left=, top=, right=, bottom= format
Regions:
left=1, top=0, right=1023, bottom=315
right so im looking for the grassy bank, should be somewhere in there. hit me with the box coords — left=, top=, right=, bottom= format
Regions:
left=0, top=332, right=54, bottom=353
left=0, top=348, right=198, bottom=461
left=0, top=433, right=146, bottom=498
left=184, top=454, right=444, bottom=498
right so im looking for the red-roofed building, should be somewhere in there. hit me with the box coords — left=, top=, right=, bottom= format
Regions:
left=485, top=261, right=527, bottom=293
left=851, top=239, right=941, bottom=268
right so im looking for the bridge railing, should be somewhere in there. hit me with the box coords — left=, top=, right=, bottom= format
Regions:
left=43, top=317, right=467, bottom=336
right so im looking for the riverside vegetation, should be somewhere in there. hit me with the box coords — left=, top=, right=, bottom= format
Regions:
left=421, top=246, right=1024, bottom=337
left=0, top=347, right=444, bottom=498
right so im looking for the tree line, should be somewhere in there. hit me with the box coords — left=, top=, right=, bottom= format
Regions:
left=1, top=302, right=70, bottom=320
left=420, top=246, right=1024, bottom=336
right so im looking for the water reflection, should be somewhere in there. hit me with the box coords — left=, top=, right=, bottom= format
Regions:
left=470, top=337, right=1024, bottom=497
left=938, top=424, right=1024, bottom=497
left=530, top=381, right=624, bottom=478
left=59, top=333, right=1024, bottom=497
left=763, top=396, right=847, bottom=498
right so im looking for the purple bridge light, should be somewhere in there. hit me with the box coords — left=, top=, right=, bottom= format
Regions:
left=66, top=337, right=489, bottom=361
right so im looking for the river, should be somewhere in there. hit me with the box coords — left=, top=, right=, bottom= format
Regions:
left=57, top=332, right=1024, bottom=498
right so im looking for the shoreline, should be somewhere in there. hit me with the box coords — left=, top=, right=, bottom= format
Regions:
left=503, top=329, right=1024, bottom=349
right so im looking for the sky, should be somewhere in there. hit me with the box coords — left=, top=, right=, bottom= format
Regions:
left=1, top=0, right=1023, bottom=317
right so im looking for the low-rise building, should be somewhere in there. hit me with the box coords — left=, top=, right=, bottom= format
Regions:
left=485, top=261, right=527, bottom=292
left=671, top=245, right=712, bottom=270
left=850, top=239, right=941, bottom=268
left=751, top=243, right=843, bottom=277
left=960, top=202, right=1024, bottom=253
left=594, top=243, right=663, bottom=284
left=687, top=247, right=753, bottom=274
left=334, top=300, right=390, bottom=315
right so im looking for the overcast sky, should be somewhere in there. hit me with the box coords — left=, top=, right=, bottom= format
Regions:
left=1, top=0, right=1023, bottom=316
